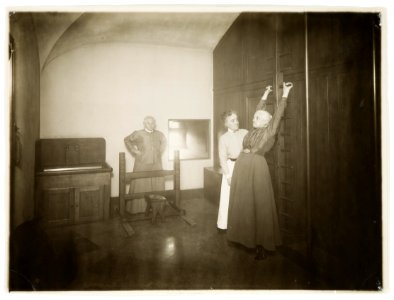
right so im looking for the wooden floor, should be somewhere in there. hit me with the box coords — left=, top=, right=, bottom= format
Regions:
left=9, top=192, right=328, bottom=291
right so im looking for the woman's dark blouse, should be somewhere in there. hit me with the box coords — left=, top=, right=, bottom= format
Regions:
left=242, top=96, right=288, bottom=155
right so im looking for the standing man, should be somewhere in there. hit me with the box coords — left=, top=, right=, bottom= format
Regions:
left=124, top=116, right=166, bottom=214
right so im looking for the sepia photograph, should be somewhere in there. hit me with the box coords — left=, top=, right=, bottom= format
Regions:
left=4, top=0, right=389, bottom=294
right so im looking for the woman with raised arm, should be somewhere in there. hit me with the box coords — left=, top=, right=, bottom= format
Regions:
left=227, top=82, right=294, bottom=260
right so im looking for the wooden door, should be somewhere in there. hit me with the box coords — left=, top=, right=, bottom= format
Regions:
left=213, top=14, right=308, bottom=254
left=74, top=186, right=104, bottom=223
left=307, top=13, right=381, bottom=288
left=242, top=13, right=279, bottom=202
left=242, top=13, right=307, bottom=252
left=42, top=187, right=74, bottom=226
left=275, top=14, right=307, bottom=250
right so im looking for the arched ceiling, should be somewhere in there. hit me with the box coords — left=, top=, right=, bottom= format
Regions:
left=32, top=12, right=83, bottom=70
left=32, top=12, right=239, bottom=70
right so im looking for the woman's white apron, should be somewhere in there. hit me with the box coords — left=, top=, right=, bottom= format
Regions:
left=217, top=159, right=235, bottom=229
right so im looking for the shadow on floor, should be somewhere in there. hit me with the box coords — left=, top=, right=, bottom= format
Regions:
left=9, top=196, right=323, bottom=291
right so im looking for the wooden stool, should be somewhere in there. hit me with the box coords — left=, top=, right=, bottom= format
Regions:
left=145, top=194, right=167, bottom=224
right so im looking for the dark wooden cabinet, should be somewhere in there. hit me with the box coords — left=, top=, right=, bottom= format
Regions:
left=36, top=167, right=111, bottom=226
left=35, top=138, right=112, bottom=226
left=213, top=13, right=307, bottom=249
left=307, top=13, right=381, bottom=287
left=243, top=13, right=276, bottom=84
left=212, top=12, right=381, bottom=288
left=40, top=183, right=106, bottom=226
left=213, top=17, right=243, bottom=89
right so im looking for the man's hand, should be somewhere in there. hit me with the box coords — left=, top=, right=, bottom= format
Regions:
left=133, top=145, right=142, bottom=156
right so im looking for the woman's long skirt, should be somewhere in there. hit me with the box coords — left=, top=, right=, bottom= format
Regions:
left=217, top=160, right=236, bottom=229
left=227, top=152, right=282, bottom=251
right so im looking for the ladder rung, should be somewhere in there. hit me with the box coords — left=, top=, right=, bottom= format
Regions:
left=280, top=228, right=294, bottom=235
left=279, top=211, right=294, bottom=218
left=280, top=196, right=294, bottom=202
left=281, top=181, right=292, bottom=185
left=278, top=165, right=294, bottom=169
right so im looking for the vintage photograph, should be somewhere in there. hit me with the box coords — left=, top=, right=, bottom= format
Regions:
left=7, top=5, right=384, bottom=292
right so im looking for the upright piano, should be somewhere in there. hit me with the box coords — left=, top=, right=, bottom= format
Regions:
left=35, top=138, right=112, bottom=226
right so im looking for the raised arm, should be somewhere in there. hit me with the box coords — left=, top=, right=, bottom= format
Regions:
left=256, top=85, right=273, bottom=111
left=265, top=82, right=293, bottom=138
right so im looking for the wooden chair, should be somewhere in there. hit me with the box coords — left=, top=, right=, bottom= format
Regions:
left=118, top=150, right=183, bottom=222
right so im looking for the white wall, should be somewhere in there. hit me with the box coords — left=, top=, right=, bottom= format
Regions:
left=40, top=43, right=213, bottom=196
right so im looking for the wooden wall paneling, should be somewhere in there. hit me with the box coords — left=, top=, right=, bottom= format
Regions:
left=243, top=13, right=276, bottom=84
left=10, top=14, right=41, bottom=230
left=213, top=17, right=244, bottom=89
left=241, top=12, right=278, bottom=205
left=214, top=13, right=309, bottom=255
left=309, top=64, right=379, bottom=287
left=244, top=81, right=275, bottom=129
left=308, top=70, right=333, bottom=252
left=276, top=13, right=307, bottom=250
left=213, top=12, right=381, bottom=288
left=277, top=13, right=305, bottom=73
left=307, top=13, right=381, bottom=288
left=213, top=88, right=244, bottom=168
left=307, top=13, right=358, bottom=69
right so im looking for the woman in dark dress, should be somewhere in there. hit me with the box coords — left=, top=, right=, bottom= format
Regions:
left=227, top=82, right=294, bottom=260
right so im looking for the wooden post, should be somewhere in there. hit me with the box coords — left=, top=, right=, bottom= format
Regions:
left=174, top=150, right=181, bottom=209
left=103, top=184, right=110, bottom=219
left=119, top=152, right=126, bottom=216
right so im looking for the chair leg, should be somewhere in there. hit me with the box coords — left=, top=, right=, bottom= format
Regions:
left=145, top=198, right=152, bottom=216
left=152, top=209, right=158, bottom=224
left=159, top=209, right=164, bottom=223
